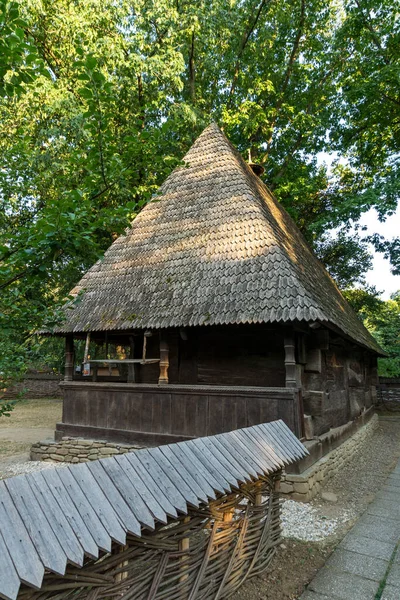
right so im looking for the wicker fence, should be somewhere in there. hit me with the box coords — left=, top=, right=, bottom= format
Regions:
left=17, top=474, right=280, bottom=600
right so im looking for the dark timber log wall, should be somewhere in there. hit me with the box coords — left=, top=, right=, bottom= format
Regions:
left=57, top=382, right=301, bottom=444
left=138, top=325, right=285, bottom=387
left=303, top=335, right=378, bottom=436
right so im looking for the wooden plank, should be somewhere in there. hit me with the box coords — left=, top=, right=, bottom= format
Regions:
left=0, top=482, right=44, bottom=590
left=173, top=441, right=228, bottom=497
left=241, top=426, right=283, bottom=468
left=122, top=453, right=178, bottom=518
left=69, top=464, right=127, bottom=545
left=258, top=421, right=296, bottom=462
left=204, top=436, right=250, bottom=483
left=139, top=392, right=153, bottom=432
left=114, top=454, right=170, bottom=522
left=99, top=458, right=155, bottom=530
left=88, top=359, right=160, bottom=364
left=146, top=447, right=200, bottom=507
left=86, top=460, right=141, bottom=536
left=26, top=472, right=84, bottom=568
left=5, top=477, right=67, bottom=575
left=223, top=431, right=266, bottom=476
left=56, top=468, right=111, bottom=552
left=165, top=444, right=218, bottom=499
left=272, top=421, right=305, bottom=459
left=134, top=449, right=188, bottom=514
left=213, top=435, right=257, bottom=481
left=40, top=469, right=99, bottom=559
left=230, top=429, right=274, bottom=474
left=207, top=396, right=247, bottom=435
left=149, top=395, right=163, bottom=434
left=190, top=439, right=239, bottom=487
left=158, top=445, right=210, bottom=503
left=265, top=421, right=303, bottom=460
left=199, top=436, right=244, bottom=483
left=0, top=532, right=21, bottom=600
left=278, top=420, right=308, bottom=456
left=251, top=424, right=286, bottom=467
left=170, top=394, right=207, bottom=436
left=158, top=393, right=172, bottom=434
left=185, top=440, right=232, bottom=492
left=239, top=428, right=280, bottom=472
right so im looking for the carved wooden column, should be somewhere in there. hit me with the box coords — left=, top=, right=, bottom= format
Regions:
left=284, top=330, right=297, bottom=388
left=158, top=337, right=169, bottom=384
left=64, top=334, right=74, bottom=381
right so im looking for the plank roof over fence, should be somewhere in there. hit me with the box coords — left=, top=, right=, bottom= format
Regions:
left=0, top=420, right=306, bottom=600
left=51, top=123, right=381, bottom=353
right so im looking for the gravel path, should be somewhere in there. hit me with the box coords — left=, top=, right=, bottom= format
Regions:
left=322, top=418, right=400, bottom=513
left=281, top=500, right=355, bottom=542
left=0, top=459, right=68, bottom=479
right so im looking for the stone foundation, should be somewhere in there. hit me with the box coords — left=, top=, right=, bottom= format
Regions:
left=281, top=413, right=379, bottom=501
left=30, top=437, right=142, bottom=463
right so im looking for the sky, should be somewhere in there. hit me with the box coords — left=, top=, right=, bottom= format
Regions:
left=358, top=206, right=400, bottom=299
left=316, top=152, right=399, bottom=300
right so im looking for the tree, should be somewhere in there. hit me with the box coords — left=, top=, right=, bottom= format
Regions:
left=344, top=288, right=400, bottom=377
left=1, top=0, right=399, bottom=413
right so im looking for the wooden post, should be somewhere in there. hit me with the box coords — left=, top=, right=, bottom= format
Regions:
left=284, top=331, right=297, bottom=388
left=83, top=332, right=91, bottom=377
left=255, top=482, right=263, bottom=507
left=127, top=336, right=139, bottom=383
left=223, top=509, right=234, bottom=522
left=158, top=336, right=169, bottom=384
left=83, top=332, right=91, bottom=363
left=115, top=545, right=129, bottom=583
left=64, top=335, right=74, bottom=381
left=179, top=516, right=190, bottom=583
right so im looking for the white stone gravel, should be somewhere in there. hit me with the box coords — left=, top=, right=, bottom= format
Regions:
left=0, top=460, right=69, bottom=479
left=281, top=499, right=354, bottom=542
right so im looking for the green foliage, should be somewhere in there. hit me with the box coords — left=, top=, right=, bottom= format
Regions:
left=0, top=0, right=399, bottom=409
left=344, top=288, right=400, bottom=377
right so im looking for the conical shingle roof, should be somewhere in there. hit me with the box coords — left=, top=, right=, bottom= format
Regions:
left=55, top=123, right=381, bottom=353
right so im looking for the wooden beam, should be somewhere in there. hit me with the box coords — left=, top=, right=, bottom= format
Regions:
left=64, top=335, right=74, bottom=382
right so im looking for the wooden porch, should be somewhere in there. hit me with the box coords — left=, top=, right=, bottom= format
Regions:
left=56, top=382, right=303, bottom=444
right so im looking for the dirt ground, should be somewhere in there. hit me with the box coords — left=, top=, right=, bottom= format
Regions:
left=1, top=402, right=400, bottom=600
left=0, top=397, right=62, bottom=461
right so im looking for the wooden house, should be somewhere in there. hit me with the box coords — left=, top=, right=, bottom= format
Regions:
left=50, top=123, right=383, bottom=451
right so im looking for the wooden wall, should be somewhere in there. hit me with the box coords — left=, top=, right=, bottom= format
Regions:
left=58, top=382, right=301, bottom=444
left=137, top=325, right=285, bottom=388
left=302, top=330, right=378, bottom=436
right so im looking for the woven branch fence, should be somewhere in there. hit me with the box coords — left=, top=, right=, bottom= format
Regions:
left=18, top=474, right=281, bottom=600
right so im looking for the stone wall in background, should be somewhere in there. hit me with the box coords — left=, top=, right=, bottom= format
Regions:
left=2, top=373, right=62, bottom=399
left=30, top=437, right=142, bottom=463
left=281, top=413, right=379, bottom=502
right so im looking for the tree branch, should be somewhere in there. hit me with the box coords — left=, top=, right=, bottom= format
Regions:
left=354, top=0, right=390, bottom=65
left=0, top=270, right=28, bottom=290
left=228, top=0, right=270, bottom=102
left=188, top=31, right=195, bottom=104
left=265, top=0, right=305, bottom=155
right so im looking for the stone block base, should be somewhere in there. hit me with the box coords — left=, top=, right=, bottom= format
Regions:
left=281, top=413, right=379, bottom=502
left=30, top=437, right=142, bottom=463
